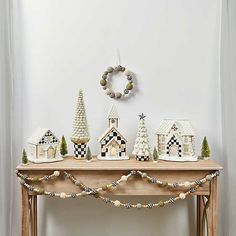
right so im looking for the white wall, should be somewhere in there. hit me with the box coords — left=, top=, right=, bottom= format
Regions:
left=17, top=0, right=222, bottom=235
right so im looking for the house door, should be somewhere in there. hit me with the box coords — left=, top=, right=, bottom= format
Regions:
left=169, top=145, right=179, bottom=156
left=47, top=146, right=55, bottom=158
left=109, top=140, right=119, bottom=157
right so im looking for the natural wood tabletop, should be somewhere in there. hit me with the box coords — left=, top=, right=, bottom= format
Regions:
left=16, top=156, right=223, bottom=171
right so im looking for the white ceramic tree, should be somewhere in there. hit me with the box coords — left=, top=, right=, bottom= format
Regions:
left=132, top=113, right=151, bottom=161
left=71, top=89, right=90, bottom=159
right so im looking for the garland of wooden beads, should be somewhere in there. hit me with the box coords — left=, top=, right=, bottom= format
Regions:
left=16, top=169, right=219, bottom=209
left=100, top=65, right=134, bottom=99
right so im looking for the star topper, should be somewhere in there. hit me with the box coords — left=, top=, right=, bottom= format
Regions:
left=139, top=113, right=146, bottom=120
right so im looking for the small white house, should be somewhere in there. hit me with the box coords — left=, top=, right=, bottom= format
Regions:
left=27, top=128, right=63, bottom=163
left=97, top=105, right=128, bottom=160
left=156, top=120, right=197, bottom=162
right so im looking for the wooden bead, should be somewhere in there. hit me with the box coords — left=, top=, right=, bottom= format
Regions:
left=158, top=201, right=165, bottom=207
left=121, top=175, right=128, bottom=182
left=124, top=69, right=131, bottom=76
left=53, top=171, right=60, bottom=177
left=126, top=83, right=133, bottom=90
left=137, top=203, right=142, bottom=209
left=102, top=185, right=108, bottom=191
left=81, top=191, right=87, bottom=196
left=115, top=92, right=122, bottom=99
left=110, top=92, right=115, bottom=98
left=102, top=74, right=107, bottom=79
left=141, top=172, right=147, bottom=178
left=179, top=193, right=186, bottom=199
left=206, top=175, right=212, bottom=181
left=75, top=180, right=82, bottom=186
left=114, top=200, right=121, bottom=207
left=107, top=67, right=114, bottom=73
left=161, top=182, right=168, bottom=187
left=100, top=79, right=107, bottom=86
left=60, top=192, right=66, bottom=199
left=184, top=181, right=191, bottom=188
left=105, top=89, right=112, bottom=95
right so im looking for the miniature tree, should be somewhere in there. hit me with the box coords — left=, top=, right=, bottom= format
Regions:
left=201, top=136, right=211, bottom=159
left=132, top=113, right=151, bottom=161
left=60, top=135, right=68, bottom=156
left=86, top=146, right=92, bottom=162
left=22, top=149, right=28, bottom=164
left=153, top=147, right=159, bottom=162
left=71, top=89, right=90, bottom=159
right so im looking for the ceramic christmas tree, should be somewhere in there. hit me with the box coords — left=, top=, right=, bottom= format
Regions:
left=60, top=135, right=68, bottom=157
left=201, top=136, right=210, bottom=160
left=132, top=113, right=151, bottom=161
left=71, top=89, right=90, bottom=159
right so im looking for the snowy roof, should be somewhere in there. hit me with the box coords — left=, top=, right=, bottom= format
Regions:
left=27, top=128, right=56, bottom=145
left=156, top=119, right=195, bottom=136
left=108, top=105, right=119, bottom=119
left=98, top=127, right=127, bottom=143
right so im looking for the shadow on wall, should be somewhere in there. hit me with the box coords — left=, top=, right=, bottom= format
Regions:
left=40, top=196, right=196, bottom=236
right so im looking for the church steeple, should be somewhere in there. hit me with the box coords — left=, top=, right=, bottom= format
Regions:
left=108, top=105, right=119, bottom=128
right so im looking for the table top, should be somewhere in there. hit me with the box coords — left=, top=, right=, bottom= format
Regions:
left=16, top=156, right=223, bottom=171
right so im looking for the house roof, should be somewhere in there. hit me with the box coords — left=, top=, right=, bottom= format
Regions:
left=156, top=119, right=195, bottom=136
left=98, top=126, right=127, bottom=143
left=108, top=105, right=119, bottom=119
left=27, top=128, right=56, bottom=145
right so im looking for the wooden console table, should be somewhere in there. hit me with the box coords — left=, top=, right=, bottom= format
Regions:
left=16, top=157, right=223, bottom=236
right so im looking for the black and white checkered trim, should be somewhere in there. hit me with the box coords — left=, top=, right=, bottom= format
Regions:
left=74, top=143, right=87, bottom=158
left=136, top=155, right=149, bottom=161
left=166, top=135, right=182, bottom=157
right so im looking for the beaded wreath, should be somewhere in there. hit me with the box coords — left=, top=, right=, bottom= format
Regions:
left=100, top=65, right=134, bottom=99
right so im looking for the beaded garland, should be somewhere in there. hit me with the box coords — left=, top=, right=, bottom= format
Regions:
left=16, top=169, right=219, bottom=209
left=100, top=65, right=134, bottom=99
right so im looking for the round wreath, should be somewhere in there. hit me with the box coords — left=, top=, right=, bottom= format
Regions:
left=100, top=65, right=134, bottom=99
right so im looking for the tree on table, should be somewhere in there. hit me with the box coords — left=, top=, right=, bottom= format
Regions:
left=201, top=136, right=210, bottom=159
left=132, top=113, right=151, bottom=161
left=22, top=149, right=28, bottom=164
left=153, top=147, right=159, bottom=162
left=86, top=146, right=92, bottom=162
left=60, top=135, right=68, bottom=157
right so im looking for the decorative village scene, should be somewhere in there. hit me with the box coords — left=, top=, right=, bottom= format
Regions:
left=22, top=89, right=211, bottom=164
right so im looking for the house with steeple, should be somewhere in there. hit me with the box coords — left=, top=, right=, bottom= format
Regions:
left=97, top=105, right=128, bottom=160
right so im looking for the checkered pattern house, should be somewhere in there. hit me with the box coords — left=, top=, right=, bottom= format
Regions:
left=97, top=105, right=128, bottom=160
left=27, top=128, right=63, bottom=163
left=156, top=120, right=195, bottom=161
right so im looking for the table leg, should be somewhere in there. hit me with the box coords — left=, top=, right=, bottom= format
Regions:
left=30, top=195, right=38, bottom=236
left=208, top=178, right=217, bottom=236
left=21, top=186, right=30, bottom=236
left=197, top=195, right=205, bottom=236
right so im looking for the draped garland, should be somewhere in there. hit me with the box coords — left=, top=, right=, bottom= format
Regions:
left=16, top=170, right=219, bottom=209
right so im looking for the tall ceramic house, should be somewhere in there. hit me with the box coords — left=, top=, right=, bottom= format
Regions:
left=156, top=120, right=197, bottom=162
left=27, top=128, right=63, bottom=163
left=97, top=105, right=128, bottom=160
left=71, top=90, right=90, bottom=159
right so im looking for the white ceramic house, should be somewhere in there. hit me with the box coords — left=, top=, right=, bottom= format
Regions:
left=156, top=120, right=197, bottom=162
left=27, top=128, right=63, bottom=163
left=97, top=105, right=129, bottom=160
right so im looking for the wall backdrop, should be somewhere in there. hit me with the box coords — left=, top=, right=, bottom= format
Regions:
left=16, top=0, right=222, bottom=235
